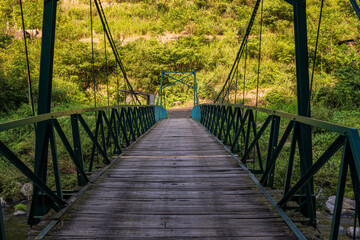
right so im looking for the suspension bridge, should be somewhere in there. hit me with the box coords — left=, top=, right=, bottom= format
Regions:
left=1, top=0, right=360, bottom=239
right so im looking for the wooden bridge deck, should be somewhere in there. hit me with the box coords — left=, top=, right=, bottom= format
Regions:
left=48, top=118, right=295, bottom=239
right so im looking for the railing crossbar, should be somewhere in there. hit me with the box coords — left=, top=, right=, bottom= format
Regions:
left=278, top=135, right=346, bottom=208
left=193, top=103, right=360, bottom=239
left=240, top=115, right=271, bottom=162
left=0, top=140, right=66, bottom=208
left=260, top=120, right=294, bottom=185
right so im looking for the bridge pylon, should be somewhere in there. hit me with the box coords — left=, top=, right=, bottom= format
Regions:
left=157, top=70, right=199, bottom=108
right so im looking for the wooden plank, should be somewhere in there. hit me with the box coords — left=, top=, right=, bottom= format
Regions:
left=48, top=118, right=296, bottom=239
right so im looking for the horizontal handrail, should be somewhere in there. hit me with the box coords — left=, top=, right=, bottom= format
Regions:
left=0, top=105, right=167, bottom=238
left=0, top=104, right=159, bottom=132
left=193, top=103, right=360, bottom=240
left=201, top=103, right=358, bottom=135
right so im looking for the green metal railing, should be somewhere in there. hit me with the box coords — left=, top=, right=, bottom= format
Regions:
left=0, top=105, right=166, bottom=239
left=157, top=70, right=199, bottom=108
left=192, top=103, right=360, bottom=240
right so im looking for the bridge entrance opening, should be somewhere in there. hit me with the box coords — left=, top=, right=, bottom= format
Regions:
left=157, top=70, right=199, bottom=108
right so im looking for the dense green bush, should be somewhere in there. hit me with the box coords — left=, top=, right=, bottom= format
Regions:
left=1, top=0, right=360, bottom=204
left=315, top=68, right=360, bottom=108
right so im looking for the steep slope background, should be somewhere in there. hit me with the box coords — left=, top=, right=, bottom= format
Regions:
left=1, top=0, right=359, bottom=113
left=0, top=0, right=360, bottom=204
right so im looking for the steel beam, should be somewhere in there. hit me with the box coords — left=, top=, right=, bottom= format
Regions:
left=29, top=0, right=58, bottom=225
left=160, top=70, right=164, bottom=107
left=0, top=204, right=5, bottom=240
left=71, top=115, right=86, bottom=186
left=293, top=0, right=315, bottom=222
left=158, top=70, right=198, bottom=107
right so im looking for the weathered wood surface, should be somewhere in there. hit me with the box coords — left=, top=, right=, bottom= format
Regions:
left=48, top=118, right=295, bottom=239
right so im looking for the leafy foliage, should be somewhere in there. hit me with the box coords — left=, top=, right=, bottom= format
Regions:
left=1, top=0, right=360, bottom=203
left=315, top=68, right=360, bottom=109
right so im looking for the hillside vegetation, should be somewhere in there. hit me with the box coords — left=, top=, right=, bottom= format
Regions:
left=0, top=0, right=360, bottom=203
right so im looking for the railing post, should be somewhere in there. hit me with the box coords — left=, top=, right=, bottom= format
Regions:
left=224, top=107, right=238, bottom=145
left=111, top=109, right=120, bottom=152
left=0, top=205, right=5, bottom=240
left=194, top=70, right=198, bottom=105
left=114, top=108, right=130, bottom=146
left=49, top=126, right=63, bottom=199
left=71, top=114, right=86, bottom=186
left=293, top=0, right=315, bottom=223
left=29, top=0, right=59, bottom=225
left=265, top=115, right=280, bottom=187
left=284, top=121, right=297, bottom=196
left=160, top=70, right=164, bottom=107
left=330, top=140, right=349, bottom=239
left=126, top=108, right=136, bottom=141
left=99, top=111, right=108, bottom=161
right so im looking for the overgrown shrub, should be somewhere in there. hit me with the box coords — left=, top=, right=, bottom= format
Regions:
left=315, top=68, right=360, bottom=109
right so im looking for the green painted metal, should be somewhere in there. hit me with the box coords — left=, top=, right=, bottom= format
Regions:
left=115, top=109, right=130, bottom=146
left=0, top=105, right=157, bottom=132
left=213, top=0, right=314, bottom=221
left=155, top=106, right=167, bottom=122
left=223, top=107, right=236, bottom=145
left=349, top=155, right=360, bottom=239
left=78, top=114, right=109, bottom=170
left=158, top=70, right=198, bottom=107
left=193, top=103, right=360, bottom=239
left=0, top=105, right=160, bottom=238
left=350, top=0, right=360, bottom=19
left=191, top=105, right=201, bottom=122
left=330, top=141, right=349, bottom=239
left=284, top=122, right=297, bottom=197
left=278, top=135, right=346, bottom=207
left=231, top=110, right=249, bottom=152
left=71, top=115, right=86, bottom=186
left=0, top=0, right=157, bottom=236
left=29, top=0, right=59, bottom=225
left=93, top=0, right=140, bottom=105
left=0, top=205, right=5, bottom=240
left=107, top=110, right=119, bottom=154
left=265, top=116, right=280, bottom=187
left=131, top=108, right=140, bottom=137
left=102, top=111, right=122, bottom=154
left=125, top=108, right=136, bottom=142
left=0, top=141, right=66, bottom=208
left=261, top=120, right=294, bottom=185
left=99, top=112, right=108, bottom=162
left=240, top=115, right=271, bottom=163
left=89, top=113, right=102, bottom=169
left=51, top=119, right=89, bottom=183
left=49, top=127, right=63, bottom=199
left=198, top=118, right=307, bottom=240
left=214, top=0, right=261, bottom=103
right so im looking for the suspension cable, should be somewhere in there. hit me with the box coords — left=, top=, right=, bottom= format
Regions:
left=222, top=44, right=243, bottom=104
left=214, top=0, right=262, bottom=103
left=124, top=78, right=127, bottom=104
left=97, top=0, right=125, bottom=72
left=116, top=73, right=119, bottom=105
left=309, top=0, right=325, bottom=116
left=19, top=0, right=35, bottom=116
left=104, top=30, right=109, bottom=107
left=94, top=0, right=141, bottom=105
left=235, top=65, right=238, bottom=104
left=223, top=58, right=240, bottom=103
left=256, top=0, right=263, bottom=109
left=243, top=43, right=247, bottom=105
left=90, top=0, right=96, bottom=107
